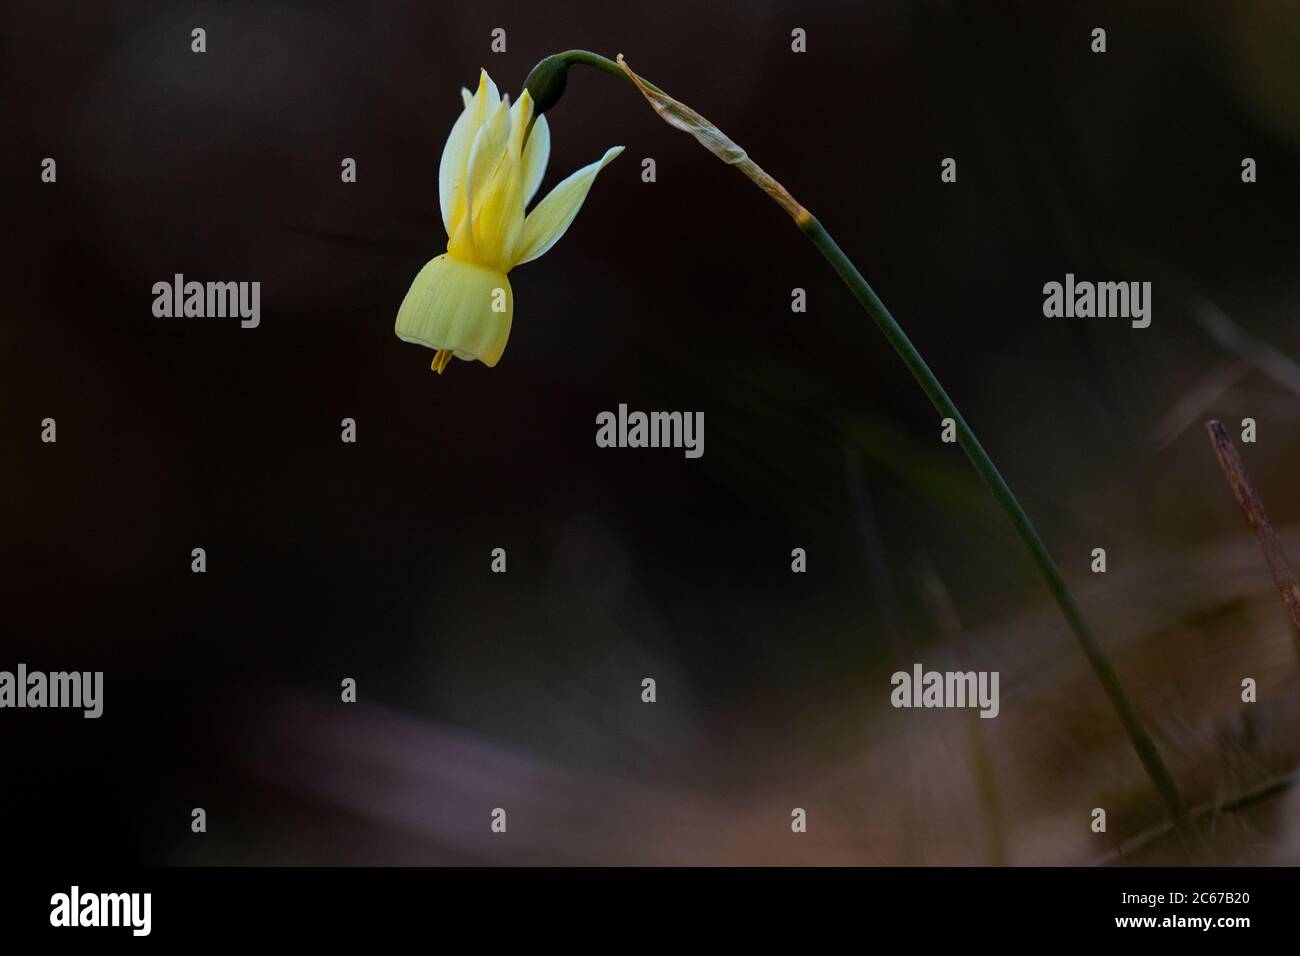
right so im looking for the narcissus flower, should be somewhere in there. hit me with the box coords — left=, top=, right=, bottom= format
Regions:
left=395, top=69, right=623, bottom=372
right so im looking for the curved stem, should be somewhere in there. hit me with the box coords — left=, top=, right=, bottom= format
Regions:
left=802, top=216, right=1205, bottom=858
left=530, top=49, right=1208, bottom=861
left=532, top=49, right=665, bottom=94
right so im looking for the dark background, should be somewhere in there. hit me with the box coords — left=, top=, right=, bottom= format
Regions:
left=3, top=0, right=1298, bottom=865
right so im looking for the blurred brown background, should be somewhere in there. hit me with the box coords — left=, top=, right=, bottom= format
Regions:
left=2, top=0, right=1298, bottom=864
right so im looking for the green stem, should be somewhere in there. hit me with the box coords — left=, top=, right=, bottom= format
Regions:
left=801, top=215, right=1206, bottom=860
left=522, top=51, right=665, bottom=126
left=530, top=49, right=658, bottom=93
left=526, top=49, right=1207, bottom=861
left=548, top=51, right=629, bottom=79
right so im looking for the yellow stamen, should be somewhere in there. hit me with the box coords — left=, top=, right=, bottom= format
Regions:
left=432, top=349, right=454, bottom=374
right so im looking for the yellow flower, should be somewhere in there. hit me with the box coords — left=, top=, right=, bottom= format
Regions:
left=395, top=69, right=623, bottom=372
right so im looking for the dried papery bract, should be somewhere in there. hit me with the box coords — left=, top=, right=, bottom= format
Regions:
left=616, top=55, right=809, bottom=226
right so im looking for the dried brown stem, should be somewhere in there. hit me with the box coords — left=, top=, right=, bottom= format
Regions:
left=1091, top=771, right=1294, bottom=865
left=1206, top=419, right=1300, bottom=638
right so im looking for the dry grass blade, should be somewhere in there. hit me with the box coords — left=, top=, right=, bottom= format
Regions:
left=1206, top=419, right=1300, bottom=641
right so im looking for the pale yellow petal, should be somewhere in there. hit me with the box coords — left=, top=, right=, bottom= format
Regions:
left=394, top=254, right=513, bottom=367
left=512, top=146, right=623, bottom=267
left=520, top=114, right=550, bottom=206
left=439, top=70, right=502, bottom=237
left=446, top=199, right=477, bottom=261
left=438, top=99, right=479, bottom=237
left=471, top=149, right=525, bottom=271
left=464, top=98, right=511, bottom=220
left=479, top=70, right=501, bottom=114
left=507, top=91, right=547, bottom=204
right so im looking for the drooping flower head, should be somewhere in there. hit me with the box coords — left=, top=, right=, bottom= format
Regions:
left=395, top=68, right=623, bottom=371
